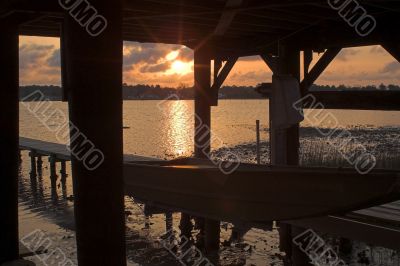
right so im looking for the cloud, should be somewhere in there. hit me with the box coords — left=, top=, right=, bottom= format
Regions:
left=176, top=47, right=193, bottom=61
left=370, top=45, right=386, bottom=54
left=381, top=61, right=400, bottom=74
left=19, top=44, right=55, bottom=69
left=238, top=55, right=261, bottom=62
left=47, top=49, right=61, bottom=67
left=335, top=48, right=360, bottom=61
left=139, top=62, right=172, bottom=73
left=19, top=43, right=60, bottom=85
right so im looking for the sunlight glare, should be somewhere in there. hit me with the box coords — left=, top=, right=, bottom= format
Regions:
left=170, top=60, right=191, bottom=75
left=166, top=50, right=179, bottom=61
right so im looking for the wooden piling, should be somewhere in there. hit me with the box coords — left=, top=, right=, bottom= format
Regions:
left=271, top=46, right=311, bottom=266
left=62, top=0, right=126, bottom=264
left=193, top=46, right=221, bottom=253
left=0, top=23, right=19, bottom=264
left=194, top=46, right=212, bottom=158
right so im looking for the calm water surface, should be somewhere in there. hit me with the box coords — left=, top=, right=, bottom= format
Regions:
left=18, top=100, right=400, bottom=265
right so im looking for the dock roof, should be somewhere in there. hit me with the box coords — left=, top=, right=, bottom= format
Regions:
left=2, top=0, right=400, bottom=57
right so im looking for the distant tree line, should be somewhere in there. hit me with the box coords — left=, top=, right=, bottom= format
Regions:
left=20, top=83, right=400, bottom=101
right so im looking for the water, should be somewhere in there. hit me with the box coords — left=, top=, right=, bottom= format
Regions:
left=18, top=99, right=400, bottom=265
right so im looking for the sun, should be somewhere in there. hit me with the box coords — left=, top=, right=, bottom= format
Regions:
left=170, top=60, right=192, bottom=75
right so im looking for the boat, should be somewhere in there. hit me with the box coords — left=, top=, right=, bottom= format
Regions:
left=123, top=158, right=400, bottom=223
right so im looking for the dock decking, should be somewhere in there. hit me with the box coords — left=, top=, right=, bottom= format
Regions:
left=19, top=137, right=158, bottom=162
left=19, top=137, right=400, bottom=251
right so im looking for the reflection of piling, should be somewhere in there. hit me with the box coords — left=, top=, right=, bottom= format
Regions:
left=205, top=219, right=220, bottom=253
left=49, top=155, right=57, bottom=190
left=29, top=150, right=37, bottom=178
left=60, top=160, right=68, bottom=184
left=165, top=212, right=173, bottom=232
left=256, top=120, right=261, bottom=164
left=37, top=155, right=43, bottom=175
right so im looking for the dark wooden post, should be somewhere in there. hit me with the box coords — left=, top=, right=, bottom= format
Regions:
left=194, top=46, right=212, bottom=158
left=0, top=22, right=19, bottom=264
left=193, top=46, right=220, bottom=253
left=271, top=46, right=311, bottom=266
left=62, top=0, right=126, bottom=264
left=29, top=150, right=37, bottom=178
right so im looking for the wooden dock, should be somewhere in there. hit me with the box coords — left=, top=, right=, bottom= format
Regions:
left=19, top=137, right=159, bottom=162
left=19, top=137, right=400, bottom=251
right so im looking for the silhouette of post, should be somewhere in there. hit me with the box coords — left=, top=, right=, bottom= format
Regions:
left=193, top=46, right=220, bottom=253
left=0, top=23, right=19, bottom=263
left=270, top=46, right=310, bottom=266
left=62, top=0, right=126, bottom=264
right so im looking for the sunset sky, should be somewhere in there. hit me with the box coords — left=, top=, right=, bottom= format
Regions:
left=20, top=36, right=400, bottom=87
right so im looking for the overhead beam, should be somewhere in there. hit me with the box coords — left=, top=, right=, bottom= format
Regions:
left=300, top=47, right=341, bottom=94
left=210, top=57, right=238, bottom=106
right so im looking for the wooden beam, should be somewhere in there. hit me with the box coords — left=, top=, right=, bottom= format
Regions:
left=210, top=57, right=238, bottom=106
left=62, top=0, right=126, bottom=264
left=194, top=46, right=212, bottom=158
left=0, top=22, right=19, bottom=264
left=382, top=41, right=400, bottom=62
left=300, top=47, right=341, bottom=94
left=214, top=0, right=243, bottom=36
left=261, top=54, right=278, bottom=73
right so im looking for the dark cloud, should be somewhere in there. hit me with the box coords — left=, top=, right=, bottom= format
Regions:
left=47, top=49, right=61, bottom=67
left=238, top=55, right=261, bottom=62
left=177, top=47, right=193, bottom=61
left=335, top=48, right=360, bottom=61
left=370, top=45, right=386, bottom=54
left=381, top=61, right=400, bottom=73
left=19, top=44, right=55, bottom=69
left=123, top=42, right=187, bottom=66
left=139, top=62, right=171, bottom=73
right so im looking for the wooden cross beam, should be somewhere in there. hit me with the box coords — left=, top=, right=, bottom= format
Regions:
left=214, top=0, right=243, bottom=36
left=382, top=41, right=400, bottom=63
left=209, top=57, right=238, bottom=106
left=300, top=47, right=341, bottom=94
left=261, top=54, right=278, bottom=73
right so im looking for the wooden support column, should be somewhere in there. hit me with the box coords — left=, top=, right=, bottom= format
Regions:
left=270, top=47, right=300, bottom=166
left=270, top=46, right=311, bottom=266
left=194, top=46, right=220, bottom=253
left=0, top=23, right=19, bottom=264
left=194, top=47, right=212, bottom=158
left=63, top=0, right=126, bottom=264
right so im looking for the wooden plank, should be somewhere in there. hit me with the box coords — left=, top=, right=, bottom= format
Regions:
left=286, top=213, right=400, bottom=251
left=19, top=137, right=159, bottom=162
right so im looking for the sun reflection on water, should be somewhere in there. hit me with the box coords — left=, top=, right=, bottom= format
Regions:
left=165, top=100, right=193, bottom=157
